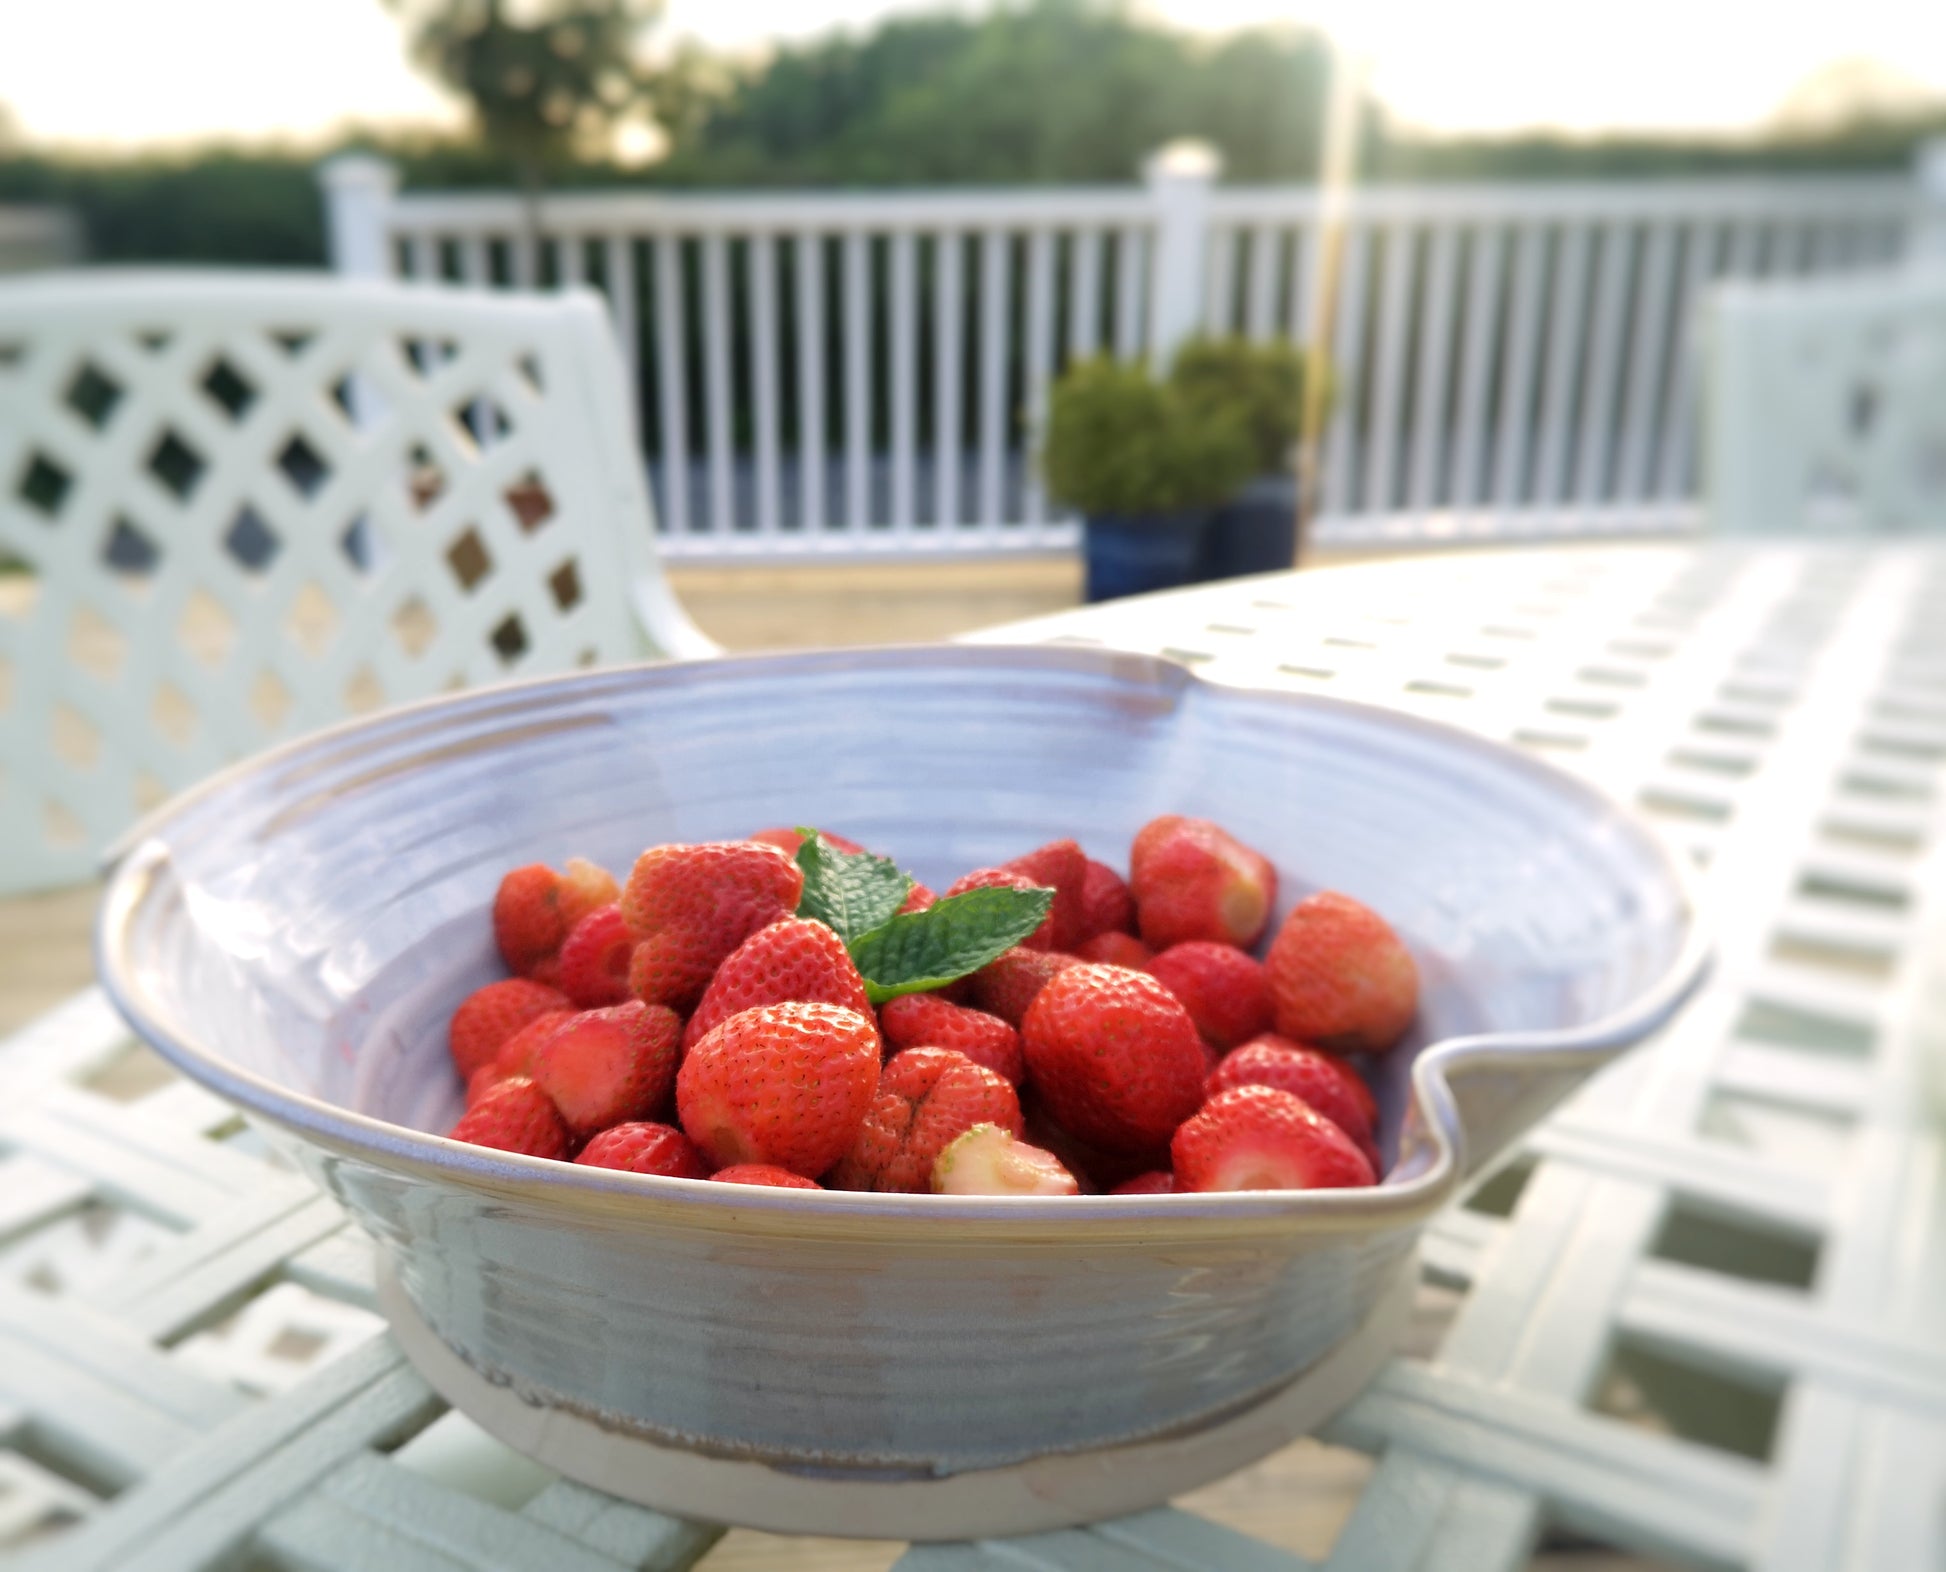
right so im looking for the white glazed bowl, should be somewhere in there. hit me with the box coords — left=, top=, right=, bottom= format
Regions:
left=97, top=645, right=1707, bottom=1537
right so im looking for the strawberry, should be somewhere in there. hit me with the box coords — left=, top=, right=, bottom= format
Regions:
left=931, top=1123, right=1078, bottom=1195
left=1079, top=858, right=1135, bottom=939
left=1265, top=892, right=1419, bottom=1054
left=1129, top=815, right=1277, bottom=950
left=492, top=864, right=569, bottom=977
left=1111, top=1170, right=1177, bottom=1195
left=491, top=1007, right=576, bottom=1079
left=1206, top=1035, right=1379, bottom=1166
left=1000, top=839, right=1089, bottom=951
left=945, top=868, right=1056, bottom=949
left=677, top=1001, right=880, bottom=1176
left=1022, top=1100, right=1166, bottom=1193
left=878, top=993, right=1024, bottom=1085
left=1148, top=941, right=1272, bottom=1050
left=682, top=917, right=873, bottom=1053
left=575, top=1121, right=712, bottom=1178
left=557, top=905, right=636, bottom=1007
left=558, top=857, right=622, bottom=928
left=749, top=828, right=865, bottom=856
left=899, top=882, right=937, bottom=915
left=1021, top=963, right=1207, bottom=1154
left=449, top=978, right=572, bottom=1078
left=1074, top=931, right=1153, bottom=969
left=622, top=841, right=804, bottom=1012
left=712, top=1164, right=822, bottom=1189
left=967, top=946, right=1081, bottom=1026
left=448, top=1077, right=571, bottom=1160
left=530, top=1001, right=682, bottom=1139
left=1172, top=1085, right=1375, bottom=1192
left=828, top=1047, right=1023, bottom=1193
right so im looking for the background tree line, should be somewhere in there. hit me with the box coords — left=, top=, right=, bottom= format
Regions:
left=2, top=0, right=1940, bottom=268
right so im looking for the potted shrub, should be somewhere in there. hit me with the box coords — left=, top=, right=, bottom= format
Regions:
left=1169, top=337, right=1322, bottom=581
left=1042, top=358, right=1254, bottom=603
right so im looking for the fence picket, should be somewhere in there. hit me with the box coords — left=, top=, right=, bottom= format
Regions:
left=1023, top=228, right=1057, bottom=526
left=603, top=236, right=640, bottom=442
left=1204, top=225, right=1236, bottom=336
left=555, top=237, right=584, bottom=287
left=934, top=232, right=963, bottom=529
left=1071, top=229, right=1103, bottom=360
left=702, top=234, right=735, bottom=536
left=747, top=233, right=782, bottom=536
left=1493, top=224, right=1549, bottom=508
left=406, top=234, right=437, bottom=283
left=1573, top=223, right=1634, bottom=504
left=796, top=232, right=826, bottom=534
left=1652, top=221, right=1726, bottom=502
left=1321, top=222, right=1370, bottom=518
left=1448, top=226, right=1504, bottom=509
left=1246, top=225, right=1281, bottom=341
left=652, top=235, right=690, bottom=537
left=460, top=236, right=489, bottom=289
left=1362, top=223, right=1417, bottom=514
left=844, top=230, right=872, bottom=530
left=1532, top=224, right=1592, bottom=506
left=978, top=229, right=1012, bottom=531
left=1614, top=222, right=1677, bottom=503
left=890, top=229, right=918, bottom=533
left=1406, top=221, right=1460, bottom=510
left=1115, top=227, right=1146, bottom=361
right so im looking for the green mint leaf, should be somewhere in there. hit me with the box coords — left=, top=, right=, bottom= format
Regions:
left=850, top=884, right=1055, bottom=1004
left=793, top=828, right=912, bottom=944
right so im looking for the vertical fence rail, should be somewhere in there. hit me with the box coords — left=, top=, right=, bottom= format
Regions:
left=330, top=160, right=1927, bottom=558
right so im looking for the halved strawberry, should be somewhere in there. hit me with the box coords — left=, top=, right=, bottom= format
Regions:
left=529, top=1001, right=682, bottom=1139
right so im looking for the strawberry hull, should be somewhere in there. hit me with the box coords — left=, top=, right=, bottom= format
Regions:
left=96, top=643, right=1709, bottom=1536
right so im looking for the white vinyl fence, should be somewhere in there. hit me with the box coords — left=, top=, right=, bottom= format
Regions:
left=321, top=148, right=1939, bottom=559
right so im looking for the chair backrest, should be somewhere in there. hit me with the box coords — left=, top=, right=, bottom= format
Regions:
left=1, top=271, right=713, bottom=895
left=1705, top=271, right=1946, bottom=537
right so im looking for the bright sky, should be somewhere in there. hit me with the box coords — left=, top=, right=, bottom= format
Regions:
left=1, top=0, right=1944, bottom=148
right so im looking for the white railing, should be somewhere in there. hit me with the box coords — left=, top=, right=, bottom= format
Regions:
left=321, top=148, right=1939, bottom=559
left=0, top=205, right=81, bottom=276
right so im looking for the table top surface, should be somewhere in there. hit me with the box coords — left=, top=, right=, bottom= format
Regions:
left=4, top=539, right=1944, bottom=1572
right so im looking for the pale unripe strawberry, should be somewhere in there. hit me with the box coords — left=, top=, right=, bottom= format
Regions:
left=931, top=1123, right=1078, bottom=1196
left=828, top=1048, right=1022, bottom=1193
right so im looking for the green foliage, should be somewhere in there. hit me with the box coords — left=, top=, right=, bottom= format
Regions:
left=848, top=885, right=1055, bottom=1005
left=1168, top=337, right=1326, bottom=474
left=1041, top=358, right=1255, bottom=517
left=793, top=831, right=911, bottom=944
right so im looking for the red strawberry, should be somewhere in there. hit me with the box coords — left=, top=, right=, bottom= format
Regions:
left=449, top=978, right=572, bottom=1078
left=749, top=828, right=866, bottom=856
left=712, top=1163, right=822, bottom=1189
left=677, top=1001, right=880, bottom=1176
left=575, top=1121, right=712, bottom=1178
left=557, top=905, right=636, bottom=1007
left=1206, top=1035, right=1379, bottom=1166
left=1265, top=892, right=1419, bottom=1054
left=622, top=841, right=804, bottom=1012
left=1021, top=1099, right=1167, bottom=1193
left=1148, top=941, right=1272, bottom=1050
left=682, top=917, right=873, bottom=1053
left=1000, top=839, right=1089, bottom=951
left=967, top=946, right=1081, bottom=1027
left=878, top=993, right=1024, bottom=1085
left=558, top=857, right=621, bottom=929
left=1074, top=931, right=1153, bottom=969
left=1079, top=859, right=1135, bottom=940
left=1172, top=1085, right=1375, bottom=1192
left=946, top=867, right=1056, bottom=949
left=493, top=865, right=568, bottom=977
left=530, top=1001, right=682, bottom=1139
left=1129, top=815, right=1277, bottom=950
left=1111, top=1171, right=1177, bottom=1195
left=899, top=882, right=937, bottom=915
left=491, top=1007, right=576, bottom=1079
left=1021, top=963, right=1207, bottom=1154
left=931, top=1124, right=1078, bottom=1195
left=448, top=1077, right=571, bottom=1160
left=828, top=1048, right=1024, bottom=1192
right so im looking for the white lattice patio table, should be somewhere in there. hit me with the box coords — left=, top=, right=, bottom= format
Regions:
left=5, top=539, right=1945, bottom=1572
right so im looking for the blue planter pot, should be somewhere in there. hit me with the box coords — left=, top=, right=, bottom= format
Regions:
left=1083, top=510, right=1212, bottom=603
left=1203, top=475, right=1300, bottom=581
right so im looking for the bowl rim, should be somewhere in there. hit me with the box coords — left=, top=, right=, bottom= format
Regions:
left=93, top=642, right=1713, bottom=1243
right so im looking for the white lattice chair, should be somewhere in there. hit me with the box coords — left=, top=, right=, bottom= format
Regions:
left=1705, top=271, right=1946, bottom=536
left=0, top=271, right=714, bottom=896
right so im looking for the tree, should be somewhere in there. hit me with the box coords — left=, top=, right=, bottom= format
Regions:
left=385, top=0, right=665, bottom=221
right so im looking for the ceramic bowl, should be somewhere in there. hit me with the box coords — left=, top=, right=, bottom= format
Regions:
left=96, top=645, right=1708, bottom=1538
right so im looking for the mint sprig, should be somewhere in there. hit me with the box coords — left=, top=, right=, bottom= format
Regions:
left=848, top=884, right=1054, bottom=1005
left=794, top=829, right=912, bottom=944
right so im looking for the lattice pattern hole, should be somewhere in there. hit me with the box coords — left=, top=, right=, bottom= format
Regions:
left=0, top=1199, right=173, bottom=1299
left=391, top=596, right=437, bottom=658
left=50, top=705, right=101, bottom=772
left=1593, top=1338, right=1785, bottom=1463
left=251, top=669, right=295, bottom=730
left=62, top=360, right=123, bottom=430
left=1649, top=1199, right=1822, bottom=1290
left=77, top=1040, right=176, bottom=1103
left=1734, top=995, right=1876, bottom=1059
left=548, top=559, right=581, bottom=613
left=445, top=527, right=492, bottom=592
left=343, top=663, right=385, bottom=715
left=101, top=516, right=161, bottom=577
left=387, top=1411, right=556, bottom=1511
left=66, top=604, right=126, bottom=681
left=146, top=428, right=206, bottom=501
left=0, top=1448, right=99, bottom=1552
left=1770, top=929, right=1897, bottom=981
left=506, top=471, right=555, bottom=533
left=1699, top=1091, right=1852, bottom=1174
left=199, top=354, right=258, bottom=421
left=133, top=770, right=168, bottom=812
left=177, top=587, right=237, bottom=668
left=173, top=1281, right=386, bottom=1397
left=221, top=505, right=282, bottom=574
left=275, top=434, right=331, bottom=500
left=16, top=450, right=72, bottom=519
left=151, top=680, right=198, bottom=747
left=1464, top=1152, right=1538, bottom=1218
left=489, top=612, right=528, bottom=664
left=43, top=799, right=84, bottom=848
left=283, top=581, right=339, bottom=658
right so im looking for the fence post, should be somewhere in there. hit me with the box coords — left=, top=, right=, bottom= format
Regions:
left=318, top=155, right=400, bottom=279
left=1144, top=139, right=1222, bottom=368
left=1913, top=137, right=1946, bottom=266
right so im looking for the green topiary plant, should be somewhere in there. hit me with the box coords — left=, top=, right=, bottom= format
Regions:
left=1041, top=357, right=1255, bottom=518
left=1167, top=336, right=1325, bottom=475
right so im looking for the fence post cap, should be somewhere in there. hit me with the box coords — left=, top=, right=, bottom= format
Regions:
left=1143, top=139, right=1223, bottom=186
left=317, top=154, right=400, bottom=195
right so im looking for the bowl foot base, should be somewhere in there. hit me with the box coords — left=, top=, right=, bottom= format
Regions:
left=377, top=1255, right=1415, bottom=1541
